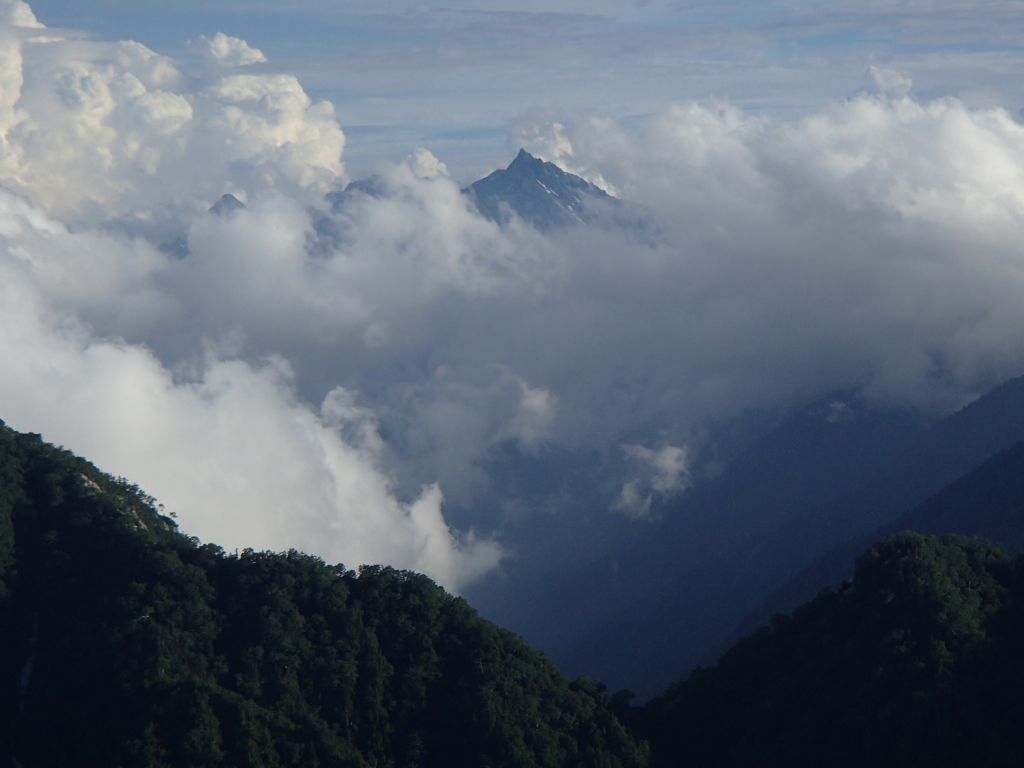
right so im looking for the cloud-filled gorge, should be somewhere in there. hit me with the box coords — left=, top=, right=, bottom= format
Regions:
left=4, top=0, right=1024, bottom=590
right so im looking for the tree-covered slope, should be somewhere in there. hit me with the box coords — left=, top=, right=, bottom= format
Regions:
left=0, top=422, right=648, bottom=768
left=759, top=441, right=1024, bottom=632
left=645, top=533, right=1024, bottom=767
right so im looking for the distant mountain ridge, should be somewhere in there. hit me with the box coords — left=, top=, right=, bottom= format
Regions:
left=470, top=391, right=935, bottom=697
left=209, top=193, right=245, bottom=216
left=463, top=149, right=614, bottom=231
left=325, top=176, right=388, bottom=211
left=751, top=373, right=1024, bottom=624
left=759, top=441, right=1024, bottom=627
left=325, top=149, right=631, bottom=234
left=472, top=373, right=1024, bottom=699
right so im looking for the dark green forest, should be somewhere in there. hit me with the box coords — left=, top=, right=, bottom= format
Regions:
left=5, top=419, right=1024, bottom=767
left=646, top=532, right=1024, bottom=767
left=0, top=423, right=646, bottom=768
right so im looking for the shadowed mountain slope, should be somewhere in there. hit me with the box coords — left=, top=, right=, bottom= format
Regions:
left=464, top=149, right=613, bottom=230
left=471, top=393, right=933, bottom=696
left=0, top=421, right=647, bottom=768
left=473, top=374, right=1024, bottom=699
left=759, top=441, right=1024, bottom=628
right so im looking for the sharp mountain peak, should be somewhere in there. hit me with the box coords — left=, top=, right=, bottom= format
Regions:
left=464, top=148, right=611, bottom=230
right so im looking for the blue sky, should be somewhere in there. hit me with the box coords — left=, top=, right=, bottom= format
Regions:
left=27, top=0, right=1024, bottom=181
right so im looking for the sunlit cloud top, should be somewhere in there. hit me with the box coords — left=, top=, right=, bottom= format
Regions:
left=26, top=0, right=1024, bottom=179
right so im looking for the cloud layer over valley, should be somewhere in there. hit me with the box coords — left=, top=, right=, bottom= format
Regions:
left=4, top=1, right=1024, bottom=590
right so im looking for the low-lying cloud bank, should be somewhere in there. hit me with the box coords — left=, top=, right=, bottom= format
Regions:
left=0, top=2, right=498, bottom=591
left=518, top=91, right=1024, bottom=416
left=4, top=1, right=1024, bottom=587
left=0, top=187, right=501, bottom=590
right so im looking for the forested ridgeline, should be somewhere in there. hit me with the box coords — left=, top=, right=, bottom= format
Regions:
left=6, top=419, right=1024, bottom=768
left=643, top=533, right=1024, bottom=767
left=0, top=423, right=647, bottom=768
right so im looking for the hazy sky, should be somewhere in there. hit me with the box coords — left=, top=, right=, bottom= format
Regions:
left=26, top=0, right=1024, bottom=180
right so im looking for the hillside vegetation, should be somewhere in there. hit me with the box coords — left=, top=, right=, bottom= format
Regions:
left=645, top=533, right=1024, bottom=767
left=7, top=417, right=1024, bottom=767
left=0, top=422, right=647, bottom=768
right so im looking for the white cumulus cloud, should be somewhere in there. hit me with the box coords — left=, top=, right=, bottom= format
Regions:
left=0, top=18, right=344, bottom=229
left=0, top=0, right=40, bottom=28
left=0, top=191, right=500, bottom=591
left=409, top=147, right=449, bottom=179
left=188, top=32, right=267, bottom=68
